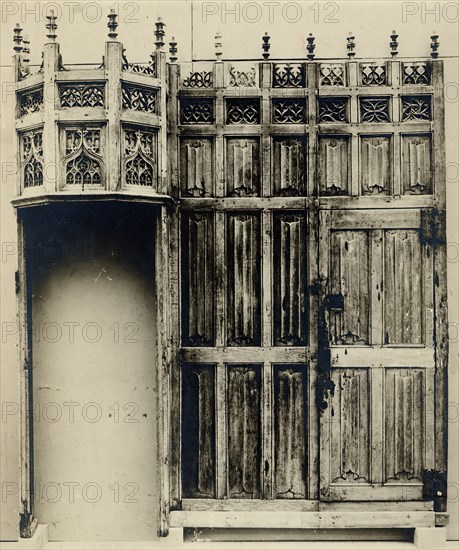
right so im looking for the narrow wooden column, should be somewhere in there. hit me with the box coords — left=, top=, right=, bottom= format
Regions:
left=42, top=41, right=59, bottom=192
left=105, top=40, right=122, bottom=191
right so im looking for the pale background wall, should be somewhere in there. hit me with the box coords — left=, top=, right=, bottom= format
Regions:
left=1, top=0, right=458, bottom=542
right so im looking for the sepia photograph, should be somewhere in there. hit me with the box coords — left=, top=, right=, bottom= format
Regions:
left=0, top=1, right=458, bottom=548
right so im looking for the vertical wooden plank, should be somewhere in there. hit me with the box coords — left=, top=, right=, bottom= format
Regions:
left=262, top=362, right=273, bottom=499
left=227, top=364, right=262, bottom=498
left=105, top=41, right=122, bottom=192
left=155, top=205, right=171, bottom=535
left=318, top=209, right=331, bottom=499
left=216, top=363, right=228, bottom=499
left=431, top=60, right=448, bottom=493
left=215, top=212, right=226, bottom=347
left=393, top=132, right=401, bottom=196
left=371, top=366, right=384, bottom=485
left=17, top=215, right=37, bottom=537
left=371, top=230, right=383, bottom=346
left=262, top=210, right=272, bottom=347
left=308, top=61, right=319, bottom=500
left=215, top=60, right=224, bottom=197
left=350, top=130, right=359, bottom=196
left=42, top=42, right=59, bottom=192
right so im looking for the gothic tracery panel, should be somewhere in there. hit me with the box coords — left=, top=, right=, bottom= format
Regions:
left=19, top=87, right=44, bottom=116
left=180, top=137, right=214, bottom=197
left=121, top=83, right=157, bottom=113
left=401, top=96, right=431, bottom=121
left=60, top=83, right=105, bottom=108
left=361, top=63, right=386, bottom=86
left=123, top=127, right=157, bottom=188
left=272, top=99, right=307, bottom=124
left=21, top=129, right=44, bottom=188
left=403, top=63, right=430, bottom=85
left=273, top=64, right=305, bottom=88
left=320, top=64, right=345, bottom=86
left=360, top=97, right=390, bottom=123
left=62, top=127, right=104, bottom=188
left=181, top=97, right=214, bottom=124
left=226, top=99, right=260, bottom=124
left=318, top=97, right=348, bottom=123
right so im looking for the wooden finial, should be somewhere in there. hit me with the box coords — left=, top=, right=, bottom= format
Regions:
left=13, top=23, right=23, bottom=54
left=169, top=37, right=177, bottom=63
left=306, top=33, right=316, bottom=60
left=22, top=35, right=30, bottom=63
left=390, top=30, right=398, bottom=57
left=45, top=10, right=58, bottom=42
left=215, top=30, right=222, bottom=61
left=346, top=32, right=355, bottom=58
left=155, top=18, right=165, bottom=50
left=430, top=32, right=439, bottom=58
left=262, top=32, right=270, bottom=60
left=107, top=9, right=118, bottom=40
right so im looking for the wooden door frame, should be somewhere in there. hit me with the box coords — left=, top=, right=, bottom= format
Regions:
left=14, top=199, right=173, bottom=538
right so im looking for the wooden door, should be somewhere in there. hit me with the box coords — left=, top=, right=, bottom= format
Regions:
left=318, top=209, right=436, bottom=501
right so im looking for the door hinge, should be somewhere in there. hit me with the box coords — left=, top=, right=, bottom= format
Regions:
left=421, top=209, right=446, bottom=247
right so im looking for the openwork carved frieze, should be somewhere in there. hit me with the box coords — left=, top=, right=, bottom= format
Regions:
left=402, top=135, right=432, bottom=194
left=180, top=137, right=214, bottom=196
left=319, top=136, right=349, bottom=195
left=21, top=129, right=43, bottom=188
left=361, top=63, right=386, bottom=86
left=401, top=96, right=431, bottom=121
left=183, top=71, right=212, bottom=88
left=403, top=63, right=430, bottom=85
left=123, top=127, right=157, bottom=188
left=226, top=99, right=260, bottom=124
left=60, top=83, right=105, bottom=108
left=18, top=87, right=44, bottom=116
left=318, top=97, right=348, bottom=123
left=272, top=99, right=307, bottom=124
left=273, top=137, right=307, bottom=196
left=320, top=64, right=345, bottom=86
left=122, top=53, right=156, bottom=76
left=228, top=65, right=257, bottom=87
left=360, top=97, right=390, bottom=123
left=273, top=64, right=305, bottom=88
left=63, top=127, right=103, bottom=187
left=361, top=136, right=391, bottom=194
left=181, top=98, right=214, bottom=124
left=122, top=84, right=158, bottom=113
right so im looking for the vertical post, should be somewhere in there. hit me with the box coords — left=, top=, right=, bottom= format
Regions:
left=431, top=59, right=448, bottom=512
left=348, top=58, right=359, bottom=196
left=307, top=61, right=320, bottom=499
left=391, top=56, right=401, bottom=196
left=155, top=19, right=168, bottom=195
left=17, top=214, right=37, bottom=538
left=105, top=37, right=122, bottom=191
left=42, top=19, right=60, bottom=193
left=167, top=60, right=181, bottom=509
